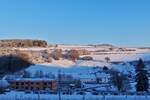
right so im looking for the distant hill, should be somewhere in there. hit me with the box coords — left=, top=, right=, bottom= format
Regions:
left=0, top=39, right=48, bottom=48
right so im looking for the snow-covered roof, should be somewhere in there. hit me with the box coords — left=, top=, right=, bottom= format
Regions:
left=0, top=80, right=9, bottom=88
left=10, top=78, right=55, bottom=82
left=77, top=74, right=96, bottom=79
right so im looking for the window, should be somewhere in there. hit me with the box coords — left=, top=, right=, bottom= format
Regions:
left=16, top=82, right=19, bottom=85
left=37, top=87, right=40, bottom=90
left=21, top=82, right=24, bottom=85
left=36, top=82, right=39, bottom=85
left=31, top=82, right=34, bottom=84
left=25, top=87, right=28, bottom=90
left=44, top=82, right=47, bottom=85
left=30, top=87, right=34, bottom=90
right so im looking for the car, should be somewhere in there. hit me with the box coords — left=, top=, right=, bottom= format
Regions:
left=5, top=89, right=11, bottom=92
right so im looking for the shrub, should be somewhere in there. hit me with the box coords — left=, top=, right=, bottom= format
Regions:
left=103, top=66, right=109, bottom=71
left=105, top=57, right=110, bottom=63
left=68, top=49, right=79, bottom=61
left=41, top=50, right=52, bottom=63
left=16, top=51, right=32, bottom=63
left=78, top=49, right=90, bottom=55
left=79, top=56, right=93, bottom=61
left=52, top=49, right=62, bottom=60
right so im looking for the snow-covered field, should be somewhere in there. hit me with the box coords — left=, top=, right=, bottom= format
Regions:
left=1, top=91, right=150, bottom=100
left=26, top=52, right=150, bottom=76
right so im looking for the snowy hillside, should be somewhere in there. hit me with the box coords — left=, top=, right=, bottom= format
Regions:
left=25, top=44, right=150, bottom=74
left=1, top=44, right=150, bottom=99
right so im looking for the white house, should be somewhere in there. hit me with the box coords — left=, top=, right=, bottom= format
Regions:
left=77, top=74, right=96, bottom=83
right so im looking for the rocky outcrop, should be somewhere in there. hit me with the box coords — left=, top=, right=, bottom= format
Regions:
left=0, top=39, right=48, bottom=48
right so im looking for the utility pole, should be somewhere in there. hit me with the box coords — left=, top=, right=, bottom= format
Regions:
left=58, top=70, right=61, bottom=100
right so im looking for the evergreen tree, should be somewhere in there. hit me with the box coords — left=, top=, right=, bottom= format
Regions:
left=135, top=59, right=149, bottom=92
left=136, top=58, right=145, bottom=72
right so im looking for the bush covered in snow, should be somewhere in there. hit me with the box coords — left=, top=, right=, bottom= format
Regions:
left=79, top=56, right=93, bottom=61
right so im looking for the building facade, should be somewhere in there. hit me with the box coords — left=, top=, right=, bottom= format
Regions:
left=9, top=79, right=57, bottom=91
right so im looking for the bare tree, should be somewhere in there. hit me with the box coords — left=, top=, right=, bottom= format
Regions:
left=68, top=49, right=79, bottom=62
left=105, top=57, right=110, bottom=63
left=110, top=70, right=130, bottom=92
left=52, top=49, right=62, bottom=60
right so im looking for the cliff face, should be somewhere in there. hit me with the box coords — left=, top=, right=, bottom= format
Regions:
left=0, top=39, right=48, bottom=48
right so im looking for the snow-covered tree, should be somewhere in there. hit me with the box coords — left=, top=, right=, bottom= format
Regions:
left=0, top=55, right=32, bottom=78
left=136, top=58, right=145, bottom=72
